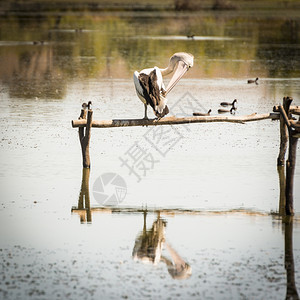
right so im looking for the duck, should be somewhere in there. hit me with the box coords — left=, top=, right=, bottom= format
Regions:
left=220, top=99, right=237, bottom=107
left=218, top=107, right=235, bottom=114
left=33, top=40, right=44, bottom=45
left=247, top=77, right=259, bottom=84
left=193, top=109, right=211, bottom=116
left=82, top=101, right=92, bottom=110
left=187, top=35, right=195, bottom=39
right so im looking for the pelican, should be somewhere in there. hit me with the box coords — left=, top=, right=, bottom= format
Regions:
left=133, top=52, right=194, bottom=119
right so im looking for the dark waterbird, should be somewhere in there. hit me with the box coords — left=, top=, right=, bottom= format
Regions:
left=220, top=99, right=237, bottom=107
left=187, top=35, right=195, bottom=39
left=193, top=109, right=211, bottom=116
left=33, top=40, right=44, bottom=45
left=82, top=101, right=92, bottom=110
left=247, top=77, right=259, bottom=84
left=218, top=107, right=235, bottom=114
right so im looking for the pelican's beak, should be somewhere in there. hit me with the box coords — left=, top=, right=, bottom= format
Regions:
left=165, top=61, right=190, bottom=95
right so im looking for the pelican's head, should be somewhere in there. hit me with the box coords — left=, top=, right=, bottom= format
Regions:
left=165, top=52, right=194, bottom=95
left=170, top=52, right=194, bottom=68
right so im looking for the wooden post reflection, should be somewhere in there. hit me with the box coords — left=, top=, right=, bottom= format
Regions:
left=76, top=167, right=92, bottom=223
left=284, top=217, right=299, bottom=299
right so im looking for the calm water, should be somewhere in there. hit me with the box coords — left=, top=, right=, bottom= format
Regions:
left=0, top=10, right=300, bottom=299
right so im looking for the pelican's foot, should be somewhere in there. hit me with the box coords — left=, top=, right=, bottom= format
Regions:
left=142, top=116, right=149, bottom=127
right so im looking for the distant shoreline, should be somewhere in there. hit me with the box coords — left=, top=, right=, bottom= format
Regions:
left=1, top=0, right=300, bottom=15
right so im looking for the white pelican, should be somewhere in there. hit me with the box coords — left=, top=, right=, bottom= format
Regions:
left=133, top=52, right=194, bottom=119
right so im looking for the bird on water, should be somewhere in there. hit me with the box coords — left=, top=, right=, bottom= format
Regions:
left=247, top=77, right=259, bottom=84
left=133, top=52, right=194, bottom=119
left=220, top=99, right=237, bottom=107
left=218, top=107, right=235, bottom=114
left=82, top=101, right=92, bottom=110
left=193, top=109, right=212, bottom=116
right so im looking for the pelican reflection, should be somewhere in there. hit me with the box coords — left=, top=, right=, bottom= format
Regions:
left=132, top=211, right=192, bottom=280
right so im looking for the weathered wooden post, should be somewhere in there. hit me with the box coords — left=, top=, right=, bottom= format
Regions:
left=286, top=132, right=298, bottom=216
left=277, top=97, right=289, bottom=166
left=78, top=103, right=93, bottom=168
left=278, top=97, right=299, bottom=216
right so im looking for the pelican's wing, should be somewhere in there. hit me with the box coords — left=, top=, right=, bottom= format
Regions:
left=135, top=69, right=169, bottom=118
left=138, top=70, right=160, bottom=109
left=133, top=71, right=145, bottom=102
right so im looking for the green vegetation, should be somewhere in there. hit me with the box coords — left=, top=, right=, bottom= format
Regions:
left=0, top=2, right=299, bottom=99
left=1, top=0, right=300, bottom=14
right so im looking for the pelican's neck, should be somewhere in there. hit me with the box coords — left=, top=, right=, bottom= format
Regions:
left=160, top=59, right=177, bottom=76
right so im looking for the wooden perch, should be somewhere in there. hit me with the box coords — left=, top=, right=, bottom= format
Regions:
left=273, top=105, right=300, bottom=115
left=277, top=97, right=298, bottom=216
left=278, top=106, right=300, bottom=133
left=72, top=98, right=298, bottom=218
left=72, top=112, right=279, bottom=128
left=279, top=105, right=291, bottom=127
left=78, top=108, right=93, bottom=168
left=277, top=99, right=291, bottom=166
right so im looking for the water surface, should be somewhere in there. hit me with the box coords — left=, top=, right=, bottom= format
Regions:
left=0, top=10, right=300, bottom=299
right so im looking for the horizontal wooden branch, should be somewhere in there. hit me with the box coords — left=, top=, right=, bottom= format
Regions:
left=71, top=206, right=268, bottom=216
left=291, top=120, right=300, bottom=130
left=273, top=105, right=300, bottom=115
left=72, top=112, right=279, bottom=128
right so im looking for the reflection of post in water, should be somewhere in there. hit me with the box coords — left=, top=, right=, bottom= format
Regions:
left=284, top=217, right=299, bottom=300
left=76, top=168, right=92, bottom=223
left=277, top=166, right=286, bottom=217
left=132, top=211, right=192, bottom=279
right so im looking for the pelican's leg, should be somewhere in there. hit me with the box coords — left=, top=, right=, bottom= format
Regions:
left=143, top=103, right=148, bottom=120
